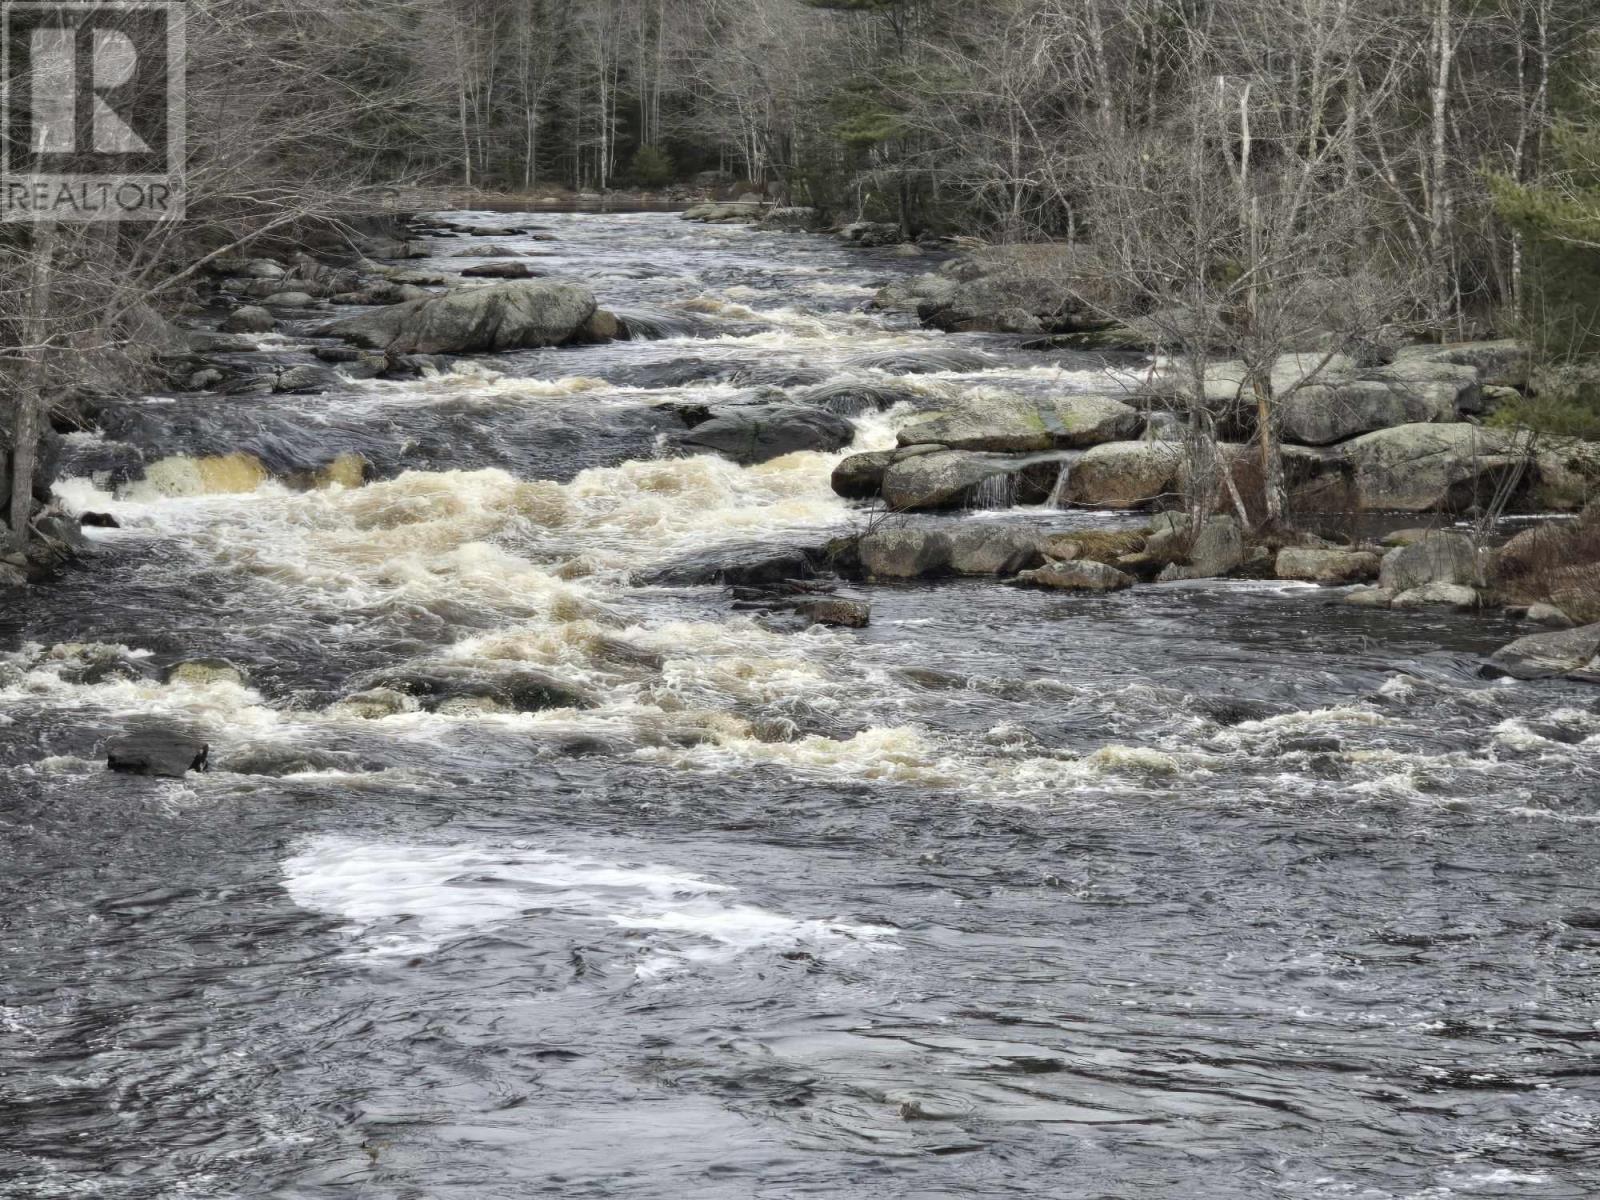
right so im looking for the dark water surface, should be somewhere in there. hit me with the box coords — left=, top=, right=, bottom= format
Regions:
left=3, top=213, right=1598, bottom=1199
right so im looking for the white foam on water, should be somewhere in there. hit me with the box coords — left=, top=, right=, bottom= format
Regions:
left=281, top=835, right=894, bottom=974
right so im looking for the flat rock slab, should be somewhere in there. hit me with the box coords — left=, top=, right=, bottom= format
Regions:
left=107, top=731, right=210, bottom=778
left=1488, top=623, right=1600, bottom=681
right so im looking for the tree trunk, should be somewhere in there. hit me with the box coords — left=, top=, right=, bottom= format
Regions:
left=8, top=223, right=55, bottom=553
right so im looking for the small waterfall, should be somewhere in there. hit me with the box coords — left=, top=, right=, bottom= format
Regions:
left=970, top=473, right=1016, bottom=510
left=1044, top=460, right=1072, bottom=509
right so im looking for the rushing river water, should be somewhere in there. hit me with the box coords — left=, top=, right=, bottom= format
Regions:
left=3, top=213, right=1599, bottom=1199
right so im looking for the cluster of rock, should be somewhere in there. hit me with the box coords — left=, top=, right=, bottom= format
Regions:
left=830, top=342, right=1597, bottom=517
left=832, top=392, right=1147, bottom=511
left=870, top=243, right=1133, bottom=341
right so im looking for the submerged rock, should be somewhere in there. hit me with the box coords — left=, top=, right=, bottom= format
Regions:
left=327, top=279, right=599, bottom=354
left=674, top=405, right=854, bottom=466
left=106, top=730, right=209, bottom=778
left=1487, top=622, right=1600, bottom=680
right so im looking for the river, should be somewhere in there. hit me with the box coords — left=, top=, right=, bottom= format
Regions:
left=3, top=212, right=1598, bottom=1199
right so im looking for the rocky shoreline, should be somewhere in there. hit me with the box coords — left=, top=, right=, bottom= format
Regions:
left=8, top=204, right=1599, bottom=783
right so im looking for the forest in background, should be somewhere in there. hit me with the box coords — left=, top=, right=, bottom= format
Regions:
left=5, top=0, right=1600, bottom=554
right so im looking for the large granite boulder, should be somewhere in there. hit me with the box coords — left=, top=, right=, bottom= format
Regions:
left=830, top=445, right=941, bottom=499
left=1064, top=442, right=1183, bottom=509
left=1280, top=379, right=1456, bottom=446
left=946, top=524, right=1046, bottom=575
left=1157, top=515, right=1245, bottom=581
left=1341, top=424, right=1524, bottom=512
left=1378, top=531, right=1480, bottom=591
left=895, top=394, right=1143, bottom=453
left=1275, top=547, right=1382, bottom=584
left=327, top=279, right=599, bottom=354
left=858, top=527, right=953, bottom=579
left=880, top=450, right=1061, bottom=511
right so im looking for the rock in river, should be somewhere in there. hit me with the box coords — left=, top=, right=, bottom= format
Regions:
left=1487, top=623, right=1600, bottom=681
left=895, top=393, right=1143, bottom=453
left=327, top=279, right=600, bottom=354
left=675, top=405, right=854, bottom=466
left=1274, top=548, right=1381, bottom=585
left=106, top=730, right=210, bottom=778
left=1012, top=560, right=1134, bottom=592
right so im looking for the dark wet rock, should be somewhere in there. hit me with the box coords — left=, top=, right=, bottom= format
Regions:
left=881, top=450, right=1061, bottom=511
left=79, top=511, right=119, bottom=528
left=107, top=730, right=209, bottom=778
left=332, top=282, right=435, bottom=306
left=1487, top=623, right=1600, bottom=680
left=222, top=306, right=275, bottom=334
left=216, top=747, right=366, bottom=777
left=858, top=527, right=954, bottom=579
left=674, top=405, right=853, bottom=466
left=641, top=542, right=822, bottom=587
left=847, top=347, right=995, bottom=376
left=1193, top=696, right=1281, bottom=725
left=797, top=380, right=921, bottom=416
left=1012, top=560, right=1133, bottom=592
left=1378, top=532, right=1479, bottom=592
left=1275, top=548, right=1381, bottom=585
left=799, top=597, right=870, bottom=627
left=461, top=260, right=544, bottom=279
left=327, top=279, right=597, bottom=355
left=360, top=668, right=595, bottom=713
left=1281, top=735, right=1343, bottom=754
left=831, top=445, right=942, bottom=500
